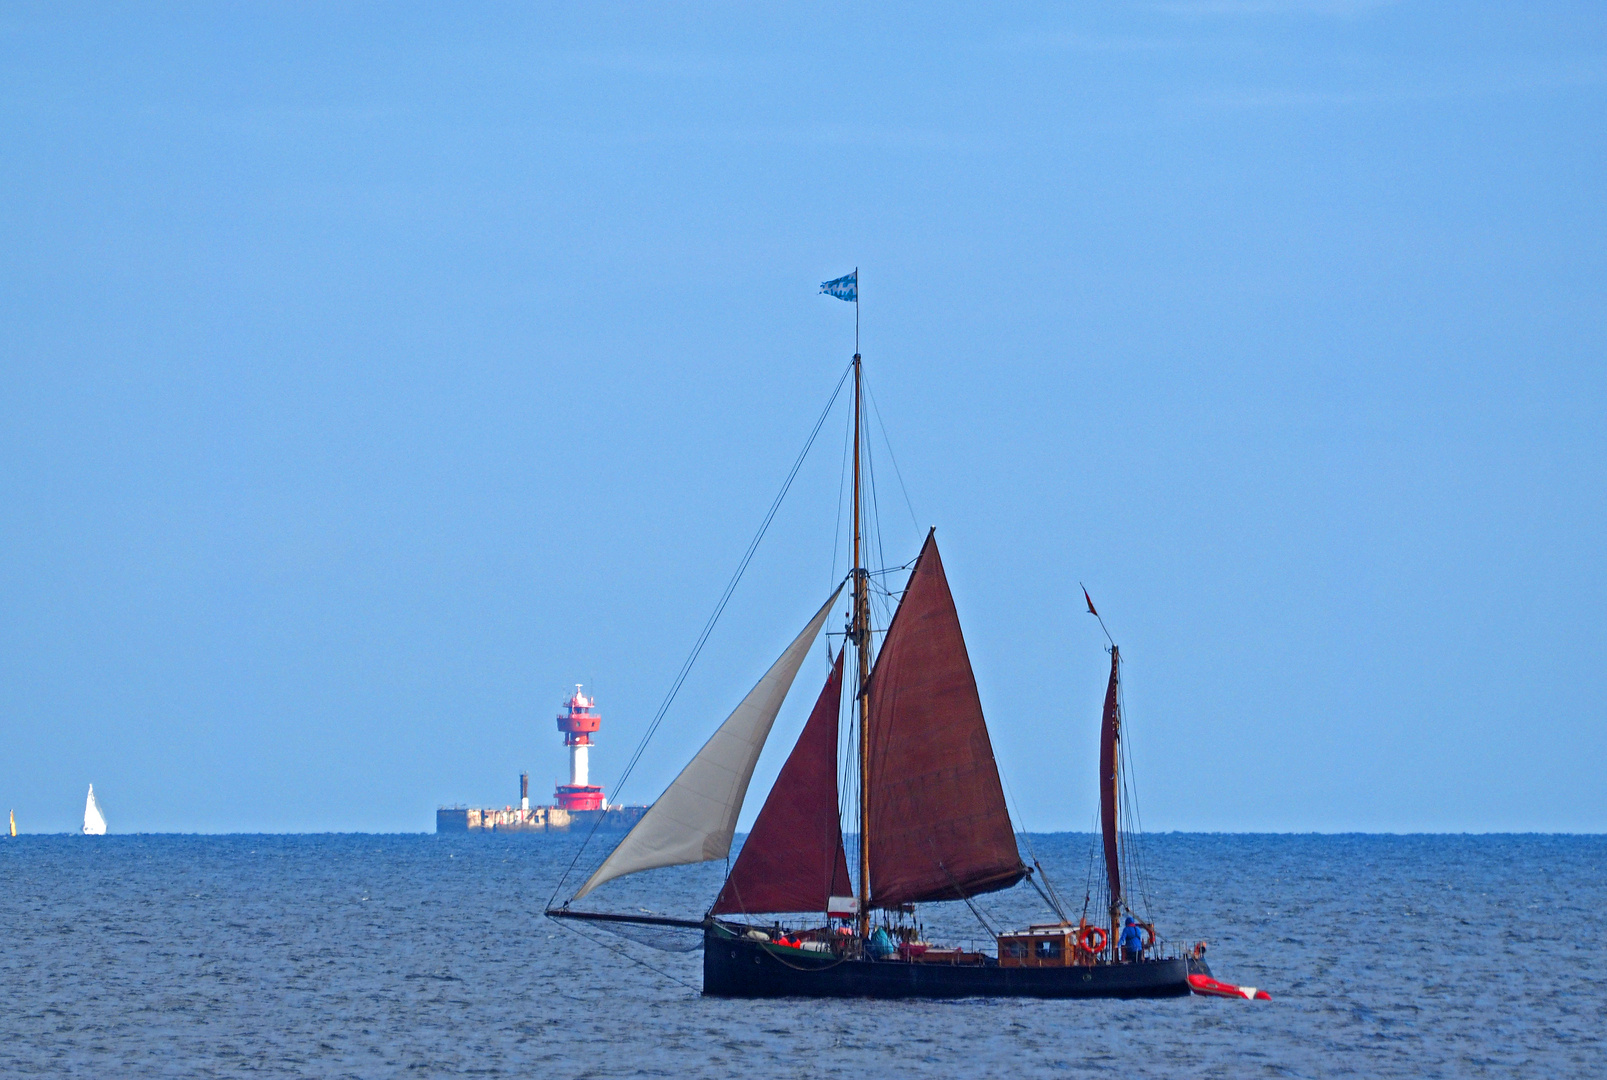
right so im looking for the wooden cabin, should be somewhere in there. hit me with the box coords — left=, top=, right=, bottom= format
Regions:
left=996, top=923, right=1098, bottom=968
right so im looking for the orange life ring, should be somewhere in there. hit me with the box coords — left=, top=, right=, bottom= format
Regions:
left=1077, top=926, right=1107, bottom=953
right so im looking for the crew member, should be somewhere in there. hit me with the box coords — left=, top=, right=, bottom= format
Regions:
left=1119, top=916, right=1145, bottom=962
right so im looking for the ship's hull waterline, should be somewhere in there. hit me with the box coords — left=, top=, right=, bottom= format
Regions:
left=702, top=925, right=1192, bottom=1000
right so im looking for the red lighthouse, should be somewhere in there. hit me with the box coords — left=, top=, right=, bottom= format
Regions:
left=555, top=686, right=606, bottom=811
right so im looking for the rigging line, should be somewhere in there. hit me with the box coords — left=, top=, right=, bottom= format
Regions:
left=990, top=682, right=1079, bottom=927
left=1111, top=649, right=1141, bottom=920
left=1081, top=808, right=1098, bottom=919
left=1027, top=871, right=1068, bottom=924
left=860, top=394, right=889, bottom=606
left=861, top=428, right=879, bottom=592
left=837, top=644, right=860, bottom=894
left=549, top=361, right=853, bottom=906
left=1119, top=787, right=1137, bottom=917
left=1035, top=860, right=1073, bottom=923
left=865, top=580, right=904, bottom=606
left=961, top=892, right=999, bottom=938
left=829, top=384, right=854, bottom=601
left=871, top=448, right=890, bottom=603
left=1120, top=770, right=1141, bottom=907
left=932, top=852, right=1000, bottom=938
left=1129, top=788, right=1156, bottom=919
left=994, top=747, right=1067, bottom=923
left=1114, top=673, right=1156, bottom=921
left=860, top=372, right=920, bottom=532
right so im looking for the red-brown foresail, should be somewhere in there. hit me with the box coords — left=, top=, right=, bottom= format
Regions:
left=711, top=652, right=852, bottom=915
left=865, top=531, right=1025, bottom=908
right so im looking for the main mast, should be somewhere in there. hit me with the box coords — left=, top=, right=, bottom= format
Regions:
left=852, top=351, right=871, bottom=940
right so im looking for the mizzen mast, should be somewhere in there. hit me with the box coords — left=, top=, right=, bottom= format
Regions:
left=1098, top=645, right=1123, bottom=956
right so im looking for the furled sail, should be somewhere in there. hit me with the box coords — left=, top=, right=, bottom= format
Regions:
left=1099, top=646, right=1122, bottom=928
left=866, top=531, right=1025, bottom=907
left=573, top=585, right=843, bottom=901
left=83, top=784, right=107, bottom=836
left=711, top=650, right=852, bottom=915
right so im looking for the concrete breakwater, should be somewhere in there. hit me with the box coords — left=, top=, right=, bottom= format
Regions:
left=436, top=804, right=647, bottom=833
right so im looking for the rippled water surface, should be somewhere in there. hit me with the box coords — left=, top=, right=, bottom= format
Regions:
left=2, top=833, right=1602, bottom=1077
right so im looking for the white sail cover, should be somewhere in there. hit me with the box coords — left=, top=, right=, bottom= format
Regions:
left=83, top=785, right=106, bottom=835
left=573, top=585, right=842, bottom=900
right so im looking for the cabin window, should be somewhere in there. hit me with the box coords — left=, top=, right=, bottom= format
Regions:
left=1003, top=940, right=1028, bottom=959
left=1034, top=938, right=1062, bottom=960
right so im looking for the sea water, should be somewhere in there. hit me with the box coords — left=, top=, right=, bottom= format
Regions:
left=0, top=833, right=1601, bottom=1078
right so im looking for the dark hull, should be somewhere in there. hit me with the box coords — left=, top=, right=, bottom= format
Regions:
left=703, top=928, right=1191, bottom=1000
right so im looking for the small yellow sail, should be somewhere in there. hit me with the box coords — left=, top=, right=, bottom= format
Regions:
left=8, top=809, right=14, bottom=837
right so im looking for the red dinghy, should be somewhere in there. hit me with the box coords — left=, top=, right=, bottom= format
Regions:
left=1189, top=972, right=1272, bottom=1000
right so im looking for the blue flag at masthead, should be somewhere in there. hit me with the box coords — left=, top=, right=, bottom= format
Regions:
left=820, top=271, right=857, bottom=302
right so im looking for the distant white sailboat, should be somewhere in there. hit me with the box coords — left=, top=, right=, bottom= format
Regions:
left=83, top=785, right=106, bottom=835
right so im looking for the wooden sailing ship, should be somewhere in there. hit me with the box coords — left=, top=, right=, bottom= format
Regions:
left=548, top=351, right=1226, bottom=1000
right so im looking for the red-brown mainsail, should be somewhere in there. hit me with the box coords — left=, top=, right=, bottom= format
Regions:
left=865, top=530, right=1026, bottom=908
left=711, top=651, right=852, bottom=915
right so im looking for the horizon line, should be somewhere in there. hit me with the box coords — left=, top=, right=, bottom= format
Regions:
left=6, top=829, right=1605, bottom=838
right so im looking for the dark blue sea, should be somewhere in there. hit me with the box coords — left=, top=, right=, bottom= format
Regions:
left=2, top=833, right=1601, bottom=1077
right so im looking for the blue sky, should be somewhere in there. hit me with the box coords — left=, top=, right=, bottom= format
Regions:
left=2, top=2, right=1602, bottom=833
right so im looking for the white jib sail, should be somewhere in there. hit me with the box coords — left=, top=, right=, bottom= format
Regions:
left=83, top=784, right=107, bottom=836
left=573, top=585, right=843, bottom=901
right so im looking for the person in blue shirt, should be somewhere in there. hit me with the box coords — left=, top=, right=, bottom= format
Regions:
left=1119, top=916, right=1145, bottom=962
